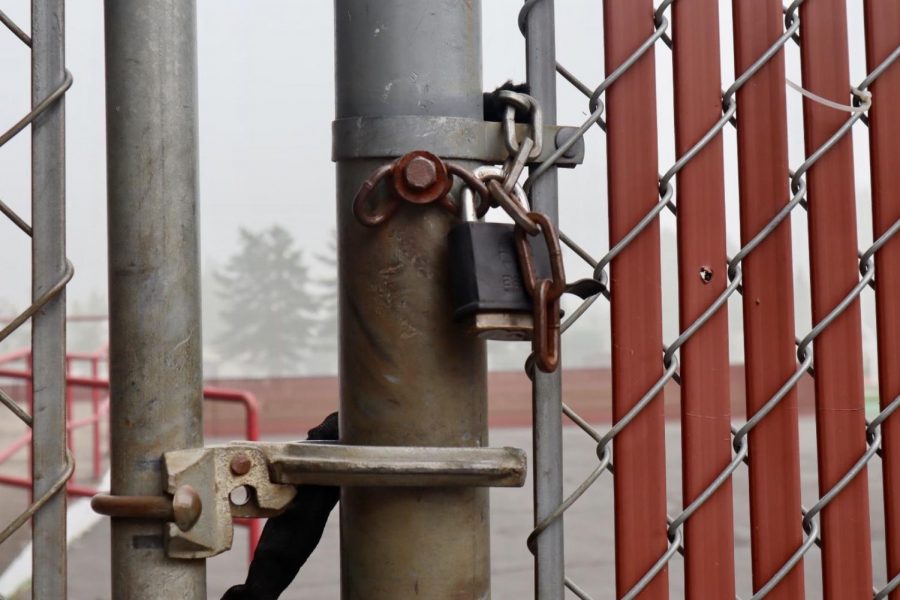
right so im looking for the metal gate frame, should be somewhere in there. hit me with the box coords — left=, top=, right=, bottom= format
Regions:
left=2, top=1, right=899, bottom=599
left=0, top=3, right=71, bottom=598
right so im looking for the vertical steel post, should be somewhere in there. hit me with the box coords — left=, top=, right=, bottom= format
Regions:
left=31, top=1, right=68, bottom=596
left=797, top=2, right=872, bottom=596
left=524, top=1, right=565, bottom=598
left=603, top=2, right=669, bottom=598
left=104, top=1, right=205, bottom=598
left=731, top=1, right=805, bottom=597
left=863, top=2, right=900, bottom=596
left=671, top=1, right=735, bottom=597
left=335, top=2, right=489, bottom=599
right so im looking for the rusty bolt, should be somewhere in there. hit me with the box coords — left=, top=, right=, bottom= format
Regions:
left=403, top=156, right=438, bottom=190
left=230, top=453, right=252, bottom=476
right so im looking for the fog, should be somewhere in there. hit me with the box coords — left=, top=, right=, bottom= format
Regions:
left=0, top=2, right=881, bottom=379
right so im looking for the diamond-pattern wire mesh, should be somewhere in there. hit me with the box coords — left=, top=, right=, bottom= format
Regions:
left=517, top=1, right=900, bottom=598
left=0, top=6, right=74, bottom=547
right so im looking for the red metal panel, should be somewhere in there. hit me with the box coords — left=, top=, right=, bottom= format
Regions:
left=602, top=2, right=668, bottom=597
left=731, top=1, right=805, bottom=597
left=798, top=2, right=873, bottom=597
left=863, top=2, right=900, bottom=596
left=671, top=1, right=735, bottom=597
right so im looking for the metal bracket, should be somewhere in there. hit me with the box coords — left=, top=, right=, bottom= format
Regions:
left=162, top=444, right=297, bottom=559
left=92, top=442, right=527, bottom=559
left=332, top=115, right=584, bottom=166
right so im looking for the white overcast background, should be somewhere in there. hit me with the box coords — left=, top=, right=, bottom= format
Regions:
left=0, top=2, right=882, bottom=376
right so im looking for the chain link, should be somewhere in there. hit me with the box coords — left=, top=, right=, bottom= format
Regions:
left=517, top=0, right=900, bottom=597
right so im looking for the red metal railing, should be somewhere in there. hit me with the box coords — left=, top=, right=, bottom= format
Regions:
left=0, top=347, right=262, bottom=561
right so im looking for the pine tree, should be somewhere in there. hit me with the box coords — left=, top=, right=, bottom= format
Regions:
left=214, top=226, right=317, bottom=376
left=310, top=231, right=339, bottom=374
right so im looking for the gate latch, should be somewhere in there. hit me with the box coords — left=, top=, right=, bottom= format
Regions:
left=92, top=442, right=526, bottom=559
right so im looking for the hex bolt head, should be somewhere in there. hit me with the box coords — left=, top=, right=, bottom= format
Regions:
left=230, top=453, right=252, bottom=476
left=403, top=156, right=438, bottom=190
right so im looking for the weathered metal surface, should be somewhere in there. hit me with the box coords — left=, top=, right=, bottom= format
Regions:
left=94, top=440, right=523, bottom=560
left=333, top=116, right=584, bottom=165
left=30, top=1, right=68, bottom=597
left=104, top=0, right=205, bottom=596
left=268, top=443, right=526, bottom=488
left=522, top=0, right=566, bottom=596
left=91, top=487, right=202, bottom=532
left=163, top=445, right=296, bottom=559
left=336, top=1, right=493, bottom=598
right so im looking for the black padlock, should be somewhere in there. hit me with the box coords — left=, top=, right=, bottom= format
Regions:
left=448, top=169, right=552, bottom=341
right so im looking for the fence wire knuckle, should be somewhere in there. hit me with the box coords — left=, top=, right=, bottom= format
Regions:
left=519, top=0, right=900, bottom=597
left=0, top=9, right=75, bottom=550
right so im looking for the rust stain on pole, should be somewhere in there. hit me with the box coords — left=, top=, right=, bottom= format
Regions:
left=335, top=2, right=490, bottom=598
left=731, top=1, right=805, bottom=597
left=603, top=1, right=669, bottom=597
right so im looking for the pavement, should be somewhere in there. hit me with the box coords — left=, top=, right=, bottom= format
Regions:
left=5, top=420, right=891, bottom=599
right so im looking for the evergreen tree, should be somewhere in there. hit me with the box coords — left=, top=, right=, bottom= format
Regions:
left=310, top=231, right=338, bottom=374
left=214, top=226, right=317, bottom=376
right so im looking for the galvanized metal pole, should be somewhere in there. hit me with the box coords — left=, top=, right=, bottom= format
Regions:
left=31, top=1, right=68, bottom=597
left=104, top=1, right=205, bottom=598
left=523, top=1, right=565, bottom=598
left=335, top=1, right=490, bottom=598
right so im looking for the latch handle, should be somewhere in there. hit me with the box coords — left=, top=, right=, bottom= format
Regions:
left=91, top=484, right=202, bottom=532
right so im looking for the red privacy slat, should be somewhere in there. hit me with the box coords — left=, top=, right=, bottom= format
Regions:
left=602, top=1, right=668, bottom=597
left=671, top=0, right=735, bottom=597
left=798, top=1, right=873, bottom=597
left=731, top=1, right=805, bottom=597
left=863, top=1, right=900, bottom=597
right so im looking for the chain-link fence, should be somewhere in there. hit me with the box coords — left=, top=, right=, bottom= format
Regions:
left=518, top=0, right=900, bottom=598
left=2, top=1, right=899, bottom=598
left=0, top=3, right=71, bottom=597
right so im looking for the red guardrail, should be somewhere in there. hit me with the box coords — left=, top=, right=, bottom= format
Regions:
left=0, top=348, right=262, bottom=561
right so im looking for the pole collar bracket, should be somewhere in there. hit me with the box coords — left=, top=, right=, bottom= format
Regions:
left=332, top=115, right=584, bottom=166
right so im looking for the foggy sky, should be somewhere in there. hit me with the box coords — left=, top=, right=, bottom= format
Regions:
left=0, top=1, right=882, bottom=372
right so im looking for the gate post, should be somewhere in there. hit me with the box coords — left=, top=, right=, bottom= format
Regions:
left=522, top=1, right=566, bottom=597
left=31, top=1, right=68, bottom=597
left=334, top=1, right=490, bottom=598
left=104, top=1, right=205, bottom=597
